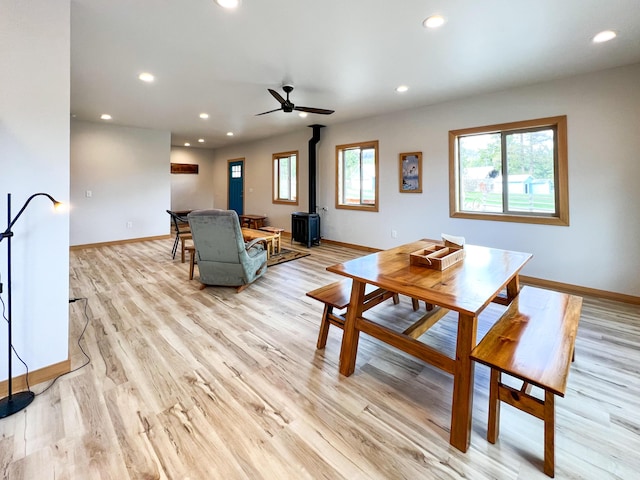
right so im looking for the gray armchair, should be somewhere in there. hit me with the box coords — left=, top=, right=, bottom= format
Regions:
left=187, top=209, right=268, bottom=292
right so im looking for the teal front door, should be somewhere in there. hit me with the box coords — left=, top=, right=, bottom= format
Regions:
left=228, top=159, right=244, bottom=215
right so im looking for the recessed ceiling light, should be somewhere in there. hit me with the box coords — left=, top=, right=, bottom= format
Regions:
left=100, top=114, right=112, bottom=120
left=298, top=112, right=308, bottom=118
left=138, top=72, right=155, bottom=83
left=592, top=30, right=617, bottom=43
left=199, top=113, right=209, bottom=119
left=216, top=0, right=240, bottom=9
left=396, top=85, right=409, bottom=93
left=226, top=132, right=234, bottom=136
left=198, top=138, right=205, bottom=143
left=184, top=142, right=191, bottom=147
left=423, top=15, right=446, bottom=29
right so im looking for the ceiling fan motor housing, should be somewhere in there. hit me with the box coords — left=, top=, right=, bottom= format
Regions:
left=283, top=85, right=294, bottom=111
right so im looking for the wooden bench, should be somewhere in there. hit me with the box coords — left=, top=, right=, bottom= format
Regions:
left=306, top=280, right=401, bottom=349
left=470, top=286, right=583, bottom=478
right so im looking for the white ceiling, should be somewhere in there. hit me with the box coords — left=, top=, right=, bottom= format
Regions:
left=70, top=0, right=640, bottom=149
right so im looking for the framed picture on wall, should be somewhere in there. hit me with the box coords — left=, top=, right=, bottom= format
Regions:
left=399, top=152, right=422, bottom=193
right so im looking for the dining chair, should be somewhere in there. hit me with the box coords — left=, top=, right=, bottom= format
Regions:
left=167, top=209, right=191, bottom=259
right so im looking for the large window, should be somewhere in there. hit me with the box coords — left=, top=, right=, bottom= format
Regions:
left=449, top=116, right=569, bottom=225
left=336, top=140, right=379, bottom=211
left=272, top=150, right=298, bottom=205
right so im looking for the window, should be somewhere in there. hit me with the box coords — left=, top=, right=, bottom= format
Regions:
left=336, top=140, right=379, bottom=211
left=231, top=163, right=242, bottom=178
left=449, top=116, right=569, bottom=225
left=272, top=150, right=298, bottom=204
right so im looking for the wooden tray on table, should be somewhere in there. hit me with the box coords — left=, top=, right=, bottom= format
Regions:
left=410, top=244, right=465, bottom=270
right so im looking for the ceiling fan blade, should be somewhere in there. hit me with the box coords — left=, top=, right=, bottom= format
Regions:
left=268, top=89, right=286, bottom=105
left=294, top=106, right=335, bottom=115
left=255, top=107, right=284, bottom=116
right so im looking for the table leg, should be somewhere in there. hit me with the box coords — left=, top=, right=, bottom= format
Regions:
left=274, top=233, right=281, bottom=254
left=187, top=247, right=196, bottom=280
left=338, top=279, right=366, bottom=376
left=450, top=313, right=478, bottom=452
left=506, top=275, right=521, bottom=301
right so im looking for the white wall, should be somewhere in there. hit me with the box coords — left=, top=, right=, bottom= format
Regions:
left=210, top=129, right=314, bottom=228
left=0, top=1, right=70, bottom=381
left=70, top=120, right=171, bottom=246
left=170, top=147, right=216, bottom=211
left=212, top=64, right=640, bottom=297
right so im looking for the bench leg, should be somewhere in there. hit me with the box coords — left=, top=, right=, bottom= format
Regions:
left=392, top=293, right=400, bottom=305
left=411, top=298, right=419, bottom=311
left=487, top=368, right=501, bottom=443
left=316, top=305, right=333, bottom=349
left=544, top=390, right=556, bottom=477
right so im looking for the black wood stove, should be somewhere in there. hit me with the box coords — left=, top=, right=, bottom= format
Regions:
left=291, top=125, right=323, bottom=248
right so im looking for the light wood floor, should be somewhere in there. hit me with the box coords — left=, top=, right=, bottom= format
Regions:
left=1, top=239, right=639, bottom=479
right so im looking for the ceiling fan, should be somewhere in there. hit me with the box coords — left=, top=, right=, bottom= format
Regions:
left=256, top=85, right=334, bottom=116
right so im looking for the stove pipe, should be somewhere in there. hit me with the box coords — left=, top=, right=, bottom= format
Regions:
left=308, top=124, right=324, bottom=214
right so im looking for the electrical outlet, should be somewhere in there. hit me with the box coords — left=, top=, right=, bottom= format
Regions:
left=391, top=230, right=398, bottom=238
left=85, top=190, right=92, bottom=198
left=126, top=221, right=133, bottom=228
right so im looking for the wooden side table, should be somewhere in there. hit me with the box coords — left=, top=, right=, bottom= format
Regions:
left=241, top=228, right=277, bottom=258
left=259, top=226, right=284, bottom=254
left=239, top=214, right=267, bottom=229
left=180, top=233, right=193, bottom=263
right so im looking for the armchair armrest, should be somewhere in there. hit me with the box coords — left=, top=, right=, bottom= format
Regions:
left=245, top=237, right=268, bottom=252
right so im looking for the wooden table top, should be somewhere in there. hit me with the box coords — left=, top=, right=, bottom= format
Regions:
left=241, top=228, right=277, bottom=240
left=327, top=239, right=532, bottom=316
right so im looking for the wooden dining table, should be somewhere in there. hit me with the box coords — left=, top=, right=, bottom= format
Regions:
left=326, top=238, right=532, bottom=452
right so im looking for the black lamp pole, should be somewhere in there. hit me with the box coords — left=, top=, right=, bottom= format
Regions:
left=0, top=192, right=61, bottom=418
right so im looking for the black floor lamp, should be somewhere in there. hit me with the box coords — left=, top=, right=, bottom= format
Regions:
left=0, top=192, right=61, bottom=418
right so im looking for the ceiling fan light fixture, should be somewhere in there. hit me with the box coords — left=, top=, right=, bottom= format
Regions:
left=423, top=14, right=445, bottom=29
left=100, top=114, right=112, bottom=120
left=298, top=112, right=308, bottom=118
left=199, top=113, right=209, bottom=119
left=396, top=85, right=409, bottom=93
left=226, top=132, right=234, bottom=136
left=215, top=0, right=240, bottom=9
